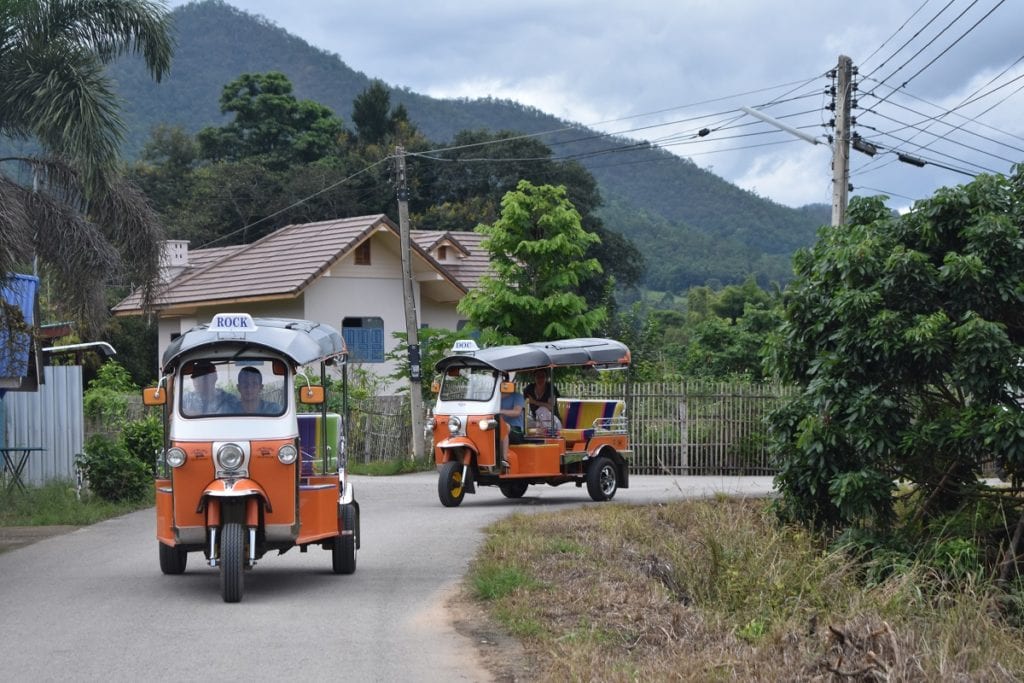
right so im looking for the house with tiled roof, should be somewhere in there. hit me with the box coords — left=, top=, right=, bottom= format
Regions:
left=114, top=214, right=493, bottom=383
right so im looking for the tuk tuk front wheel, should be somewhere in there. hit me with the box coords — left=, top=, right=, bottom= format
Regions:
left=438, top=461, right=466, bottom=507
left=158, top=542, right=187, bottom=575
left=220, top=521, right=245, bottom=603
left=333, top=504, right=357, bottom=575
left=499, top=481, right=529, bottom=499
left=586, top=456, right=618, bottom=502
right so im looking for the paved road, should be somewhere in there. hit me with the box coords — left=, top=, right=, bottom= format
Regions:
left=0, top=473, right=773, bottom=682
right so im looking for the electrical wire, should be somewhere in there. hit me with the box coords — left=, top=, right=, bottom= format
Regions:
left=195, top=156, right=392, bottom=249
left=859, top=0, right=934, bottom=72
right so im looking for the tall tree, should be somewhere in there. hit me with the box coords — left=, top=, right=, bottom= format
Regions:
left=458, top=181, right=605, bottom=343
left=351, top=79, right=410, bottom=146
left=0, top=0, right=173, bottom=328
left=196, top=71, right=345, bottom=171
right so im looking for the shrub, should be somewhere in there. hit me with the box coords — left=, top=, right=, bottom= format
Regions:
left=77, top=434, right=150, bottom=502
left=120, top=413, right=163, bottom=473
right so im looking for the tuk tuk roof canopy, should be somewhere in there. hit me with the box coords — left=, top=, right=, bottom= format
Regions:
left=162, top=317, right=346, bottom=371
left=434, top=338, right=630, bottom=374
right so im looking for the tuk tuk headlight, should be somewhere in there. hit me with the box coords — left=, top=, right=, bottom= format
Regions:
left=277, top=444, right=298, bottom=465
left=166, top=447, right=186, bottom=468
left=447, top=416, right=462, bottom=435
left=217, top=443, right=245, bottom=471
left=478, top=418, right=497, bottom=431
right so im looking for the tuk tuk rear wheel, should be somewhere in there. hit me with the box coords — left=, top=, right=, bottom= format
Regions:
left=158, top=542, right=187, bottom=575
left=586, top=456, right=618, bottom=502
left=499, top=481, right=529, bottom=499
left=438, top=461, right=466, bottom=507
left=220, top=521, right=245, bottom=603
left=333, top=504, right=357, bottom=574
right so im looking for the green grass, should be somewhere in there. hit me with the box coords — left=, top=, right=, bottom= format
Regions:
left=347, top=456, right=434, bottom=476
left=0, top=480, right=152, bottom=526
left=465, top=498, right=1024, bottom=681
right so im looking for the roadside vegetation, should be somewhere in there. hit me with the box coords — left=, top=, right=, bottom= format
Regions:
left=467, top=497, right=1024, bottom=681
left=0, top=481, right=150, bottom=528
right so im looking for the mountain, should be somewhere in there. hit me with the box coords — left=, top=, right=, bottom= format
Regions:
left=107, top=0, right=831, bottom=291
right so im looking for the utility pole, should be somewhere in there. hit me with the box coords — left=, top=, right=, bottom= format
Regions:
left=831, top=54, right=854, bottom=227
left=394, top=146, right=425, bottom=459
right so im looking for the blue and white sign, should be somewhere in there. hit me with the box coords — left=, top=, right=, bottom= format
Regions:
left=209, top=313, right=258, bottom=333
left=451, top=339, right=479, bottom=354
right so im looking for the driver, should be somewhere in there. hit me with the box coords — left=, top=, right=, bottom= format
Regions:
left=498, top=372, right=526, bottom=466
left=182, top=361, right=240, bottom=415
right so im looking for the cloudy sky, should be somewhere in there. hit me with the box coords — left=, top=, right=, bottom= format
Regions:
left=169, top=0, right=1023, bottom=212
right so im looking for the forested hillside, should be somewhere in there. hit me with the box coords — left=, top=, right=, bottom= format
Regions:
left=107, top=0, right=830, bottom=290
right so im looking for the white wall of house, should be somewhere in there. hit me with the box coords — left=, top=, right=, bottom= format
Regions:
left=419, top=297, right=465, bottom=331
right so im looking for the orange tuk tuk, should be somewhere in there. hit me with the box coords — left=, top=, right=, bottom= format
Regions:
left=144, top=313, right=359, bottom=602
left=428, top=338, right=632, bottom=506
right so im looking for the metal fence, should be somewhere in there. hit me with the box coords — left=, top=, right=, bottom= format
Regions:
left=2, top=365, right=84, bottom=485
left=558, top=381, right=797, bottom=475
left=349, top=381, right=797, bottom=473
left=347, top=394, right=413, bottom=464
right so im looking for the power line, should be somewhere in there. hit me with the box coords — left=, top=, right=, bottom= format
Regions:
left=865, top=0, right=1007, bottom=111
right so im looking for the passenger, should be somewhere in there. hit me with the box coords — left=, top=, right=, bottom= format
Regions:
left=498, top=373, right=526, bottom=465
left=183, top=361, right=241, bottom=415
left=524, top=369, right=561, bottom=433
left=238, top=367, right=282, bottom=415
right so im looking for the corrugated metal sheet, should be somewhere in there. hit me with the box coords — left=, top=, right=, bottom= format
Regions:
left=2, top=365, right=83, bottom=485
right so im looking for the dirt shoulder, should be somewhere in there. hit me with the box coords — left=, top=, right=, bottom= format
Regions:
left=0, top=525, right=80, bottom=553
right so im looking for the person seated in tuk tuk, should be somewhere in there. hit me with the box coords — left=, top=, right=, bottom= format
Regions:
left=237, top=367, right=282, bottom=415
left=524, top=369, right=561, bottom=433
left=182, top=361, right=241, bottom=416
left=498, top=373, right=526, bottom=463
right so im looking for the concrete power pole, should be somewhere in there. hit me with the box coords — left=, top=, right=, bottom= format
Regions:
left=831, top=55, right=854, bottom=227
left=394, top=146, right=425, bottom=459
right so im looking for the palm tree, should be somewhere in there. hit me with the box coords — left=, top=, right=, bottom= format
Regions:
left=0, top=0, right=173, bottom=330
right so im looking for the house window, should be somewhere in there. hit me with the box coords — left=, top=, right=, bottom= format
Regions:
left=437, top=245, right=448, bottom=261
left=354, top=241, right=371, bottom=265
left=342, top=317, right=384, bottom=363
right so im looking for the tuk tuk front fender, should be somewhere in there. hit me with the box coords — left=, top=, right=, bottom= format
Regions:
left=197, top=478, right=271, bottom=514
left=436, top=437, right=478, bottom=463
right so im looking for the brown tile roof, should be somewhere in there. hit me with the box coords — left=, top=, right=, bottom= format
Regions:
left=115, top=215, right=391, bottom=313
left=412, top=229, right=492, bottom=291
left=114, top=216, right=488, bottom=315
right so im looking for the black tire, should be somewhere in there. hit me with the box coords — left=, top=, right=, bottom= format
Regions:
left=499, top=480, right=529, bottom=499
left=333, top=504, right=357, bottom=574
left=159, top=542, right=187, bottom=575
left=220, top=521, right=245, bottom=603
left=586, top=456, right=618, bottom=502
left=438, top=461, right=466, bottom=507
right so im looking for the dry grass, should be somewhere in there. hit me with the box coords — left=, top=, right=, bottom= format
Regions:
left=466, top=498, right=1024, bottom=681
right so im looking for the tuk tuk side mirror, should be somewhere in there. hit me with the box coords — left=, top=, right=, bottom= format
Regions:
left=500, top=381, right=517, bottom=395
left=431, top=380, right=440, bottom=393
left=142, top=386, right=166, bottom=406
left=298, top=385, right=325, bottom=405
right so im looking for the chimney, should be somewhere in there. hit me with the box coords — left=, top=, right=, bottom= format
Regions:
left=161, top=239, right=190, bottom=268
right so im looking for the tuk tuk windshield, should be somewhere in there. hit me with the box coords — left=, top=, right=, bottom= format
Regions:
left=439, top=367, right=498, bottom=402
left=179, top=358, right=287, bottom=418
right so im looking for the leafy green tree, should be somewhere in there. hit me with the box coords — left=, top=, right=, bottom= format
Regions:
left=416, top=129, right=643, bottom=302
left=196, top=72, right=345, bottom=170
left=766, top=173, right=1024, bottom=532
left=459, top=181, right=605, bottom=342
left=0, top=0, right=173, bottom=328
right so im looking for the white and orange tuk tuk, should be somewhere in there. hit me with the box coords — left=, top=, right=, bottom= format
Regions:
left=428, top=338, right=632, bottom=507
left=144, top=313, right=359, bottom=602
